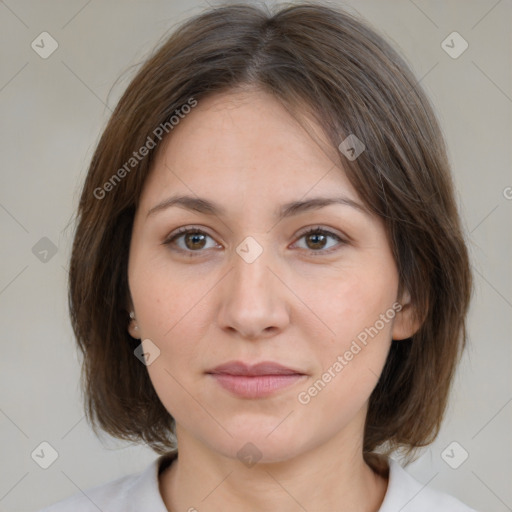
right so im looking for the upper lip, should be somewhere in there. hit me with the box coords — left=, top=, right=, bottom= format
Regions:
left=207, top=361, right=305, bottom=376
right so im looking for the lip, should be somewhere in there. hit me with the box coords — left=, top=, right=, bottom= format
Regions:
left=206, top=360, right=307, bottom=399
left=208, top=360, right=304, bottom=376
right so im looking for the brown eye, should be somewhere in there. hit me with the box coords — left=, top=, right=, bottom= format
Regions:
left=163, top=228, right=218, bottom=253
left=183, top=232, right=207, bottom=250
left=294, top=227, right=344, bottom=254
left=305, top=231, right=328, bottom=250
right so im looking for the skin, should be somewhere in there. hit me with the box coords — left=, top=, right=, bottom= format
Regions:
left=127, top=88, right=420, bottom=512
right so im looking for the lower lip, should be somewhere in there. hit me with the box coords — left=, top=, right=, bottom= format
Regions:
left=209, top=373, right=305, bottom=398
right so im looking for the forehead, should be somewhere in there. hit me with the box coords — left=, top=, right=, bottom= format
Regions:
left=140, top=89, right=361, bottom=209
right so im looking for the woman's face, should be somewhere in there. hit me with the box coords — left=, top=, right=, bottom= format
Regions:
left=127, top=88, right=416, bottom=463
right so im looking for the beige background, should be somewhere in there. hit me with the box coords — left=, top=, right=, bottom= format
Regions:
left=0, top=1, right=511, bottom=511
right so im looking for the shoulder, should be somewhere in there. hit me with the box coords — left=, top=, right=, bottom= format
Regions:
left=36, top=453, right=176, bottom=512
left=380, top=457, right=480, bottom=512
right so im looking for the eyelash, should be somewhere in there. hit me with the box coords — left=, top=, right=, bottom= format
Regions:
left=162, top=225, right=346, bottom=257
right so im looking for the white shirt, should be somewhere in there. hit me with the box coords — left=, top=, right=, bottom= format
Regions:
left=37, top=453, right=479, bottom=511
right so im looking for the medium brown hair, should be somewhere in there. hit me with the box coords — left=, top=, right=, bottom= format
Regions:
left=68, top=1, right=473, bottom=465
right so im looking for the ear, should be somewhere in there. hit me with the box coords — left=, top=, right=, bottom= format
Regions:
left=128, top=316, right=140, bottom=339
left=126, top=301, right=140, bottom=339
left=391, top=289, right=423, bottom=341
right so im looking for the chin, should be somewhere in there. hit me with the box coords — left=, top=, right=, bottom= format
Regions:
left=200, top=425, right=318, bottom=466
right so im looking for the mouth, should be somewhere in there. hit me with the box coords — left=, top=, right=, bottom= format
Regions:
left=206, top=361, right=307, bottom=399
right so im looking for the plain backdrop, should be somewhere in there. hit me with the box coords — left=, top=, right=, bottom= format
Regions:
left=0, top=1, right=511, bottom=511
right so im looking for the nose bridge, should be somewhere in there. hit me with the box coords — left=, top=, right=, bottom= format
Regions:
left=231, top=234, right=275, bottom=306
left=217, top=235, right=289, bottom=338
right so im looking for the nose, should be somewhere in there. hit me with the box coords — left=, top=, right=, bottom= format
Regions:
left=216, top=243, right=291, bottom=340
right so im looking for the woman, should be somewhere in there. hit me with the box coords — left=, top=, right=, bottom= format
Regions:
left=40, top=2, right=477, bottom=510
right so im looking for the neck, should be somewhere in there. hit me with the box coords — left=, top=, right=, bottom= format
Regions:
left=159, top=423, right=389, bottom=512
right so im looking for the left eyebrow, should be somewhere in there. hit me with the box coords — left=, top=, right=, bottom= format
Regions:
left=146, top=194, right=370, bottom=220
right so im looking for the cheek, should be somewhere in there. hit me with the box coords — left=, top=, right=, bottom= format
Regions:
left=130, top=255, right=208, bottom=340
left=138, top=293, right=208, bottom=423
left=304, top=263, right=397, bottom=394
left=304, top=261, right=398, bottom=344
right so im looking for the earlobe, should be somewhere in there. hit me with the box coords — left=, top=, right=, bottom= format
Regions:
left=392, top=303, right=417, bottom=341
left=128, top=310, right=140, bottom=339
left=391, top=291, right=422, bottom=341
